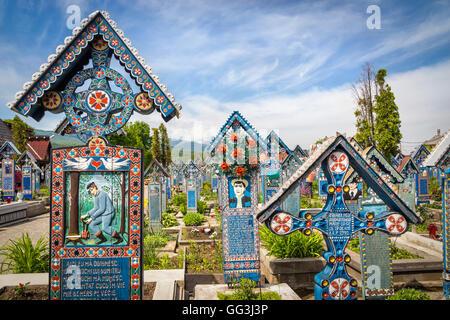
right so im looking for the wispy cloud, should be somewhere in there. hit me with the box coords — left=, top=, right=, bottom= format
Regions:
left=0, top=0, right=448, bottom=154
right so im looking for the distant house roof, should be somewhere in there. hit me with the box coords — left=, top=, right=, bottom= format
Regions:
left=26, top=136, right=52, bottom=163
left=423, top=129, right=445, bottom=146
left=0, top=120, right=13, bottom=146
left=422, top=129, right=450, bottom=169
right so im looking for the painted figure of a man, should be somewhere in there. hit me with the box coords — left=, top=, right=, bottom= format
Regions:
left=343, top=179, right=362, bottom=201
left=81, top=181, right=123, bottom=245
left=229, top=178, right=251, bottom=208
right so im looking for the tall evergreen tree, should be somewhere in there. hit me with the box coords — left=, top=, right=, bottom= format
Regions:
left=158, top=123, right=171, bottom=167
left=373, top=69, right=402, bottom=161
left=151, top=127, right=162, bottom=163
left=352, top=65, right=402, bottom=162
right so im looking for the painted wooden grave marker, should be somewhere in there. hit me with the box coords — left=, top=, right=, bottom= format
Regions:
left=0, top=141, right=20, bottom=202
left=144, top=159, right=169, bottom=231
left=346, top=139, right=406, bottom=299
left=7, top=11, right=182, bottom=300
left=257, top=135, right=421, bottom=300
left=206, top=111, right=269, bottom=284
left=423, top=130, right=449, bottom=298
left=182, top=160, right=203, bottom=213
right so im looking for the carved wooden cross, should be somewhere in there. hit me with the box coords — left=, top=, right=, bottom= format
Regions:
left=260, top=145, right=414, bottom=300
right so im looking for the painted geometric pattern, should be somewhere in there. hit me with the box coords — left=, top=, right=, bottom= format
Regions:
left=49, top=144, right=142, bottom=300
left=14, top=13, right=176, bottom=121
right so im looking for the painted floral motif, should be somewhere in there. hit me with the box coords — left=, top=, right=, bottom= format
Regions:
left=92, top=124, right=105, bottom=136
left=42, top=91, right=61, bottom=110
left=94, top=67, right=106, bottom=79
left=87, top=90, right=111, bottom=112
left=92, top=37, right=109, bottom=51
left=156, top=96, right=164, bottom=104
left=134, top=92, right=153, bottom=111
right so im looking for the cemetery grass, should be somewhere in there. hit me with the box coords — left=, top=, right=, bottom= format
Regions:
left=185, top=241, right=223, bottom=274
left=0, top=282, right=157, bottom=300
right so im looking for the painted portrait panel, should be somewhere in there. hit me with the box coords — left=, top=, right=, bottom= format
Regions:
left=228, top=177, right=251, bottom=209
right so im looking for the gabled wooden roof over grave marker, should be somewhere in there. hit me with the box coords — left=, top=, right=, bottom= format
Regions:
left=17, top=150, right=42, bottom=173
left=411, top=144, right=431, bottom=168
left=346, top=145, right=404, bottom=185
left=396, top=155, right=420, bottom=175
left=7, top=11, right=181, bottom=142
left=256, top=135, right=421, bottom=224
left=294, top=144, right=308, bottom=159
left=182, top=160, right=204, bottom=178
left=266, top=130, right=302, bottom=167
left=206, top=111, right=269, bottom=156
left=0, top=141, right=20, bottom=159
left=144, top=158, right=170, bottom=178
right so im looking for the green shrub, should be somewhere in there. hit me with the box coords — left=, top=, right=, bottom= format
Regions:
left=172, top=193, right=187, bottom=207
left=429, top=176, right=442, bottom=202
left=300, top=197, right=323, bottom=209
left=217, top=278, right=281, bottom=300
left=259, top=225, right=324, bottom=259
left=183, top=212, right=207, bottom=226
left=0, top=233, right=49, bottom=274
left=423, top=202, right=442, bottom=210
left=166, top=204, right=177, bottom=213
left=386, top=288, right=430, bottom=300
left=144, top=231, right=169, bottom=249
left=162, top=212, right=179, bottom=228
left=197, top=200, right=207, bottom=214
left=347, top=237, right=423, bottom=259
left=180, top=202, right=187, bottom=215
left=391, top=246, right=423, bottom=259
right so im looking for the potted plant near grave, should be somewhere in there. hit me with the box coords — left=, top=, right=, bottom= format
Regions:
left=258, top=224, right=325, bottom=295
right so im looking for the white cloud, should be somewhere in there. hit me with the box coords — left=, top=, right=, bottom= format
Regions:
left=143, top=58, right=450, bottom=156
left=388, top=59, right=450, bottom=154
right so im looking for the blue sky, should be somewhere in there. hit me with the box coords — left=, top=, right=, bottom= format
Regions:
left=0, top=0, right=449, bottom=154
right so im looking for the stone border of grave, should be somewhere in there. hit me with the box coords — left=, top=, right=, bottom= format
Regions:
left=0, top=199, right=49, bottom=227
left=0, top=202, right=28, bottom=226
left=0, top=270, right=185, bottom=300
left=194, top=283, right=301, bottom=300
left=178, top=226, right=219, bottom=246
left=346, top=231, right=443, bottom=287
left=160, top=227, right=181, bottom=254
left=259, top=247, right=325, bottom=291
left=183, top=246, right=224, bottom=297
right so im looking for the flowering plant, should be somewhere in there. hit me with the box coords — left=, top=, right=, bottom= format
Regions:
left=214, top=130, right=264, bottom=177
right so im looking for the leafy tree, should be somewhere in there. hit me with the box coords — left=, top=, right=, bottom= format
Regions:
left=109, top=121, right=153, bottom=168
left=3, top=116, right=35, bottom=153
left=352, top=63, right=377, bottom=149
left=352, top=64, right=402, bottom=161
left=373, top=68, right=402, bottom=161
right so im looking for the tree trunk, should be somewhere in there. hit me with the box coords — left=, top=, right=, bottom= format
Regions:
left=67, top=172, right=83, bottom=244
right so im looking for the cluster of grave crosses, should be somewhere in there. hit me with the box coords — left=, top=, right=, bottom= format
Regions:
left=2, top=11, right=449, bottom=300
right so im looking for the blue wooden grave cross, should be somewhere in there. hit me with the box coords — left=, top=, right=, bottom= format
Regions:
left=257, top=136, right=421, bottom=300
